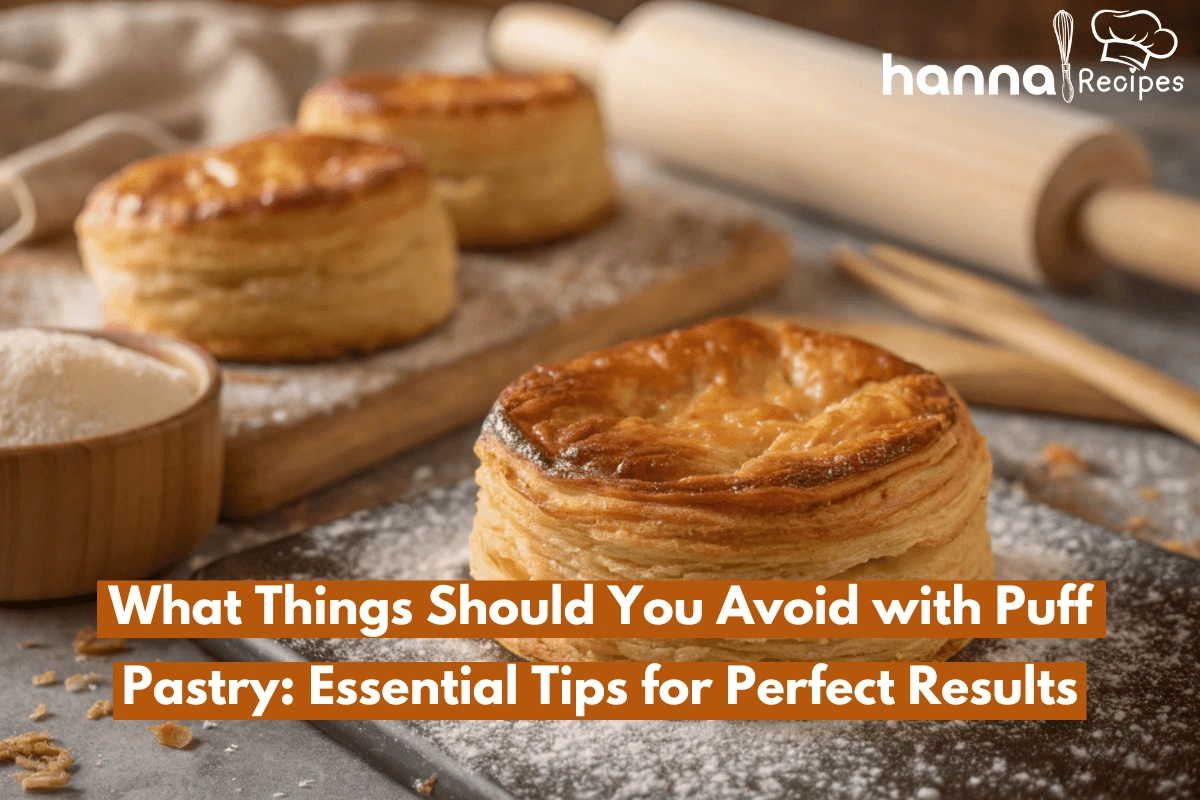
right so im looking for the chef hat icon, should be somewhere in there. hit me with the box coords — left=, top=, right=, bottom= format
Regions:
left=1091, top=10, right=1178, bottom=70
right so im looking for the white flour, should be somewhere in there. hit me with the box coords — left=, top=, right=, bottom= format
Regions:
left=0, top=328, right=196, bottom=447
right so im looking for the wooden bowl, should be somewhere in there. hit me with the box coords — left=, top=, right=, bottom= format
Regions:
left=0, top=330, right=223, bottom=601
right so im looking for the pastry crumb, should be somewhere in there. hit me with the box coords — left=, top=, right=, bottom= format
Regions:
left=74, top=626, right=126, bottom=657
left=31, top=671, right=56, bottom=687
left=147, top=721, right=193, bottom=749
left=225, top=744, right=238, bottom=753
left=298, top=778, right=314, bottom=788
left=0, top=731, right=73, bottom=791
left=64, top=672, right=105, bottom=692
left=202, top=720, right=218, bottom=730
left=27, top=705, right=47, bottom=722
left=16, top=640, right=39, bottom=649
left=13, top=769, right=71, bottom=791
left=86, top=700, right=113, bottom=720
left=1136, top=486, right=1161, bottom=501
left=415, top=773, right=438, bottom=795
left=1040, top=443, right=1091, bottom=478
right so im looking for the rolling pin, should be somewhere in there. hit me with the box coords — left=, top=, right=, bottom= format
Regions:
left=490, top=1, right=1200, bottom=292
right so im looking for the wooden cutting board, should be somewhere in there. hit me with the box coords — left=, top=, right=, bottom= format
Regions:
left=0, top=183, right=789, bottom=517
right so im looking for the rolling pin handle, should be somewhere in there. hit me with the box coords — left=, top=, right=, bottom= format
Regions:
left=489, top=3, right=614, bottom=85
left=1079, top=187, right=1200, bottom=293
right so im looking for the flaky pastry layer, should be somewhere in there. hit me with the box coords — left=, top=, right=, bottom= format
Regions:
left=76, top=130, right=457, bottom=362
left=297, top=71, right=616, bottom=247
left=469, top=318, right=994, bottom=662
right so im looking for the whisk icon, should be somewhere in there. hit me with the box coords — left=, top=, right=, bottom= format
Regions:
left=1054, top=10, right=1075, bottom=103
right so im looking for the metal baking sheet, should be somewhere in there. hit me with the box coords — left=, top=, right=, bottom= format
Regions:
left=195, top=448, right=1200, bottom=799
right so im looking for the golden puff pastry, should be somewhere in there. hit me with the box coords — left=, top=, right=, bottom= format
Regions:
left=297, top=71, right=616, bottom=248
left=470, top=317, right=994, bottom=663
left=76, top=129, right=456, bottom=363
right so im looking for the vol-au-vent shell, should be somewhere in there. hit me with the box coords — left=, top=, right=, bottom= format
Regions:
left=470, top=317, right=994, bottom=662
left=74, top=129, right=457, bottom=363
left=298, top=71, right=616, bottom=247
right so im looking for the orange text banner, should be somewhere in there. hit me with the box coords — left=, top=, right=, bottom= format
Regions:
left=112, top=660, right=1087, bottom=721
left=98, top=580, right=1105, bottom=639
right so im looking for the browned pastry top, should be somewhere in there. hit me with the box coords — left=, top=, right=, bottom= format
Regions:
left=77, top=129, right=427, bottom=230
left=303, top=70, right=591, bottom=117
left=485, top=317, right=959, bottom=493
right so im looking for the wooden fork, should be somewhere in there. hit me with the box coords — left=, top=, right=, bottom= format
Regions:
left=834, top=244, right=1200, bottom=447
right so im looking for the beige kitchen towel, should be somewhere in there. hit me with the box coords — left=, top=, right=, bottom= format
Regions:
left=0, top=0, right=490, bottom=253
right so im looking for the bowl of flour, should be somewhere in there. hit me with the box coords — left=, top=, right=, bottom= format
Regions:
left=0, top=328, right=223, bottom=601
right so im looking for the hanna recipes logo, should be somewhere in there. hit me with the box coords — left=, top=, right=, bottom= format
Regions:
left=883, top=8, right=1184, bottom=101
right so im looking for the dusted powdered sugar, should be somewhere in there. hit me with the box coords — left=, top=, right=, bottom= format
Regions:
left=0, top=328, right=196, bottom=447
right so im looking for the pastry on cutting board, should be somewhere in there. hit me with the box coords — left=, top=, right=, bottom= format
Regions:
left=296, top=71, right=616, bottom=248
left=75, top=129, right=456, bottom=363
left=469, top=317, right=994, bottom=662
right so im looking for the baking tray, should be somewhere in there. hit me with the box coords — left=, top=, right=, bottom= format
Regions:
left=195, top=465, right=1200, bottom=799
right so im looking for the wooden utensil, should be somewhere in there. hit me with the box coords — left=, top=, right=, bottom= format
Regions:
left=0, top=330, right=223, bottom=601
left=834, top=245, right=1200, bottom=447
left=490, top=1, right=1200, bottom=292
left=769, top=314, right=1147, bottom=426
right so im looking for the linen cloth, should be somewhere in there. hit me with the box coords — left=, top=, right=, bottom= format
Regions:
left=0, top=1, right=490, bottom=252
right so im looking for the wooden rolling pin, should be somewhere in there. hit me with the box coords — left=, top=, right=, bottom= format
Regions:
left=491, top=2, right=1200, bottom=292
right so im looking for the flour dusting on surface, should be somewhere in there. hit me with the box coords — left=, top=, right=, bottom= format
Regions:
left=202, top=478, right=1200, bottom=799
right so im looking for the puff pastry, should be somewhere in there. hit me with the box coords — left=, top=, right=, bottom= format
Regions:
left=297, top=71, right=616, bottom=248
left=76, top=129, right=457, bottom=363
left=470, top=317, right=994, bottom=662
